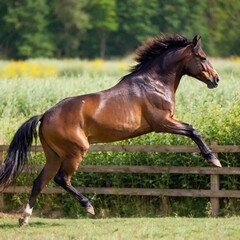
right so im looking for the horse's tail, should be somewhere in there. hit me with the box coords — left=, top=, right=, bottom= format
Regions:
left=0, top=115, right=42, bottom=190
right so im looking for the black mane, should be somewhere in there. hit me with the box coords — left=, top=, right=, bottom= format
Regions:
left=131, top=33, right=192, bottom=72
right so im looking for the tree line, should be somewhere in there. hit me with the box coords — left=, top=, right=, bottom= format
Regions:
left=0, top=0, right=239, bottom=59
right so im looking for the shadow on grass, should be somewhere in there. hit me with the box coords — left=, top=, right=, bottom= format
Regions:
left=0, top=223, right=18, bottom=229
left=30, top=221, right=63, bottom=227
left=0, top=221, right=62, bottom=229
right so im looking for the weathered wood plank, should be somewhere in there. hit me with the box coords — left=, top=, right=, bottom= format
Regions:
left=0, top=152, right=3, bottom=162
left=78, top=166, right=240, bottom=175
left=0, top=193, right=4, bottom=211
left=89, top=144, right=240, bottom=153
left=89, top=145, right=199, bottom=152
left=0, top=145, right=199, bottom=152
left=1, top=144, right=240, bottom=153
left=210, top=141, right=220, bottom=216
left=3, top=186, right=240, bottom=198
left=211, top=174, right=220, bottom=216
left=21, top=165, right=240, bottom=175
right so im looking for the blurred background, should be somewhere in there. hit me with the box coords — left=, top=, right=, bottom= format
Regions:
left=0, top=0, right=239, bottom=60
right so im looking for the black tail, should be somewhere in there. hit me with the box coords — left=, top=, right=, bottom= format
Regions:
left=0, top=115, right=42, bottom=190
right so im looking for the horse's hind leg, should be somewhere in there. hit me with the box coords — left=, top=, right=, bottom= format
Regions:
left=19, top=137, right=61, bottom=226
left=54, top=154, right=95, bottom=216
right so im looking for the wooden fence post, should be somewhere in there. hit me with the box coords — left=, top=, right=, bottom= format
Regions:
left=210, top=140, right=220, bottom=216
left=161, top=196, right=170, bottom=215
left=0, top=150, right=4, bottom=211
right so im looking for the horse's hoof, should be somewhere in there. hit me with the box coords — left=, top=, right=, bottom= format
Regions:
left=18, top=217, right=28, bottom=227
left=206, top=158, right=222, bottom=168
left=86, top=205, right=95, bottom=216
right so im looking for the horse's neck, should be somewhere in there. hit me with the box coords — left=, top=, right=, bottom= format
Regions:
left=145, top=70, right=182, bottom=94
left=144, top=54, right=184, bottom=93
left=157, top=47, right=188, bottom=91
left=171, top=74, right=182, bottom=92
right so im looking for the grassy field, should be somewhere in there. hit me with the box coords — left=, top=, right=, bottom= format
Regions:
left=0, top=214, right=239, bottom=240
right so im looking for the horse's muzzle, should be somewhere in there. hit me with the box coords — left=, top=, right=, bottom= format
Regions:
left=207, top=76, right=220, bottom=89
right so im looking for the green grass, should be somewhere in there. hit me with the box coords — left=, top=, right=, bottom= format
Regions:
left=0, top=215, right=240, bottom=240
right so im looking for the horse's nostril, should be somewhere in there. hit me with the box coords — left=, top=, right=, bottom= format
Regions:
left=215, top=77, right=220, bottom=84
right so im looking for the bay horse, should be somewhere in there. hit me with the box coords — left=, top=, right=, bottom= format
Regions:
left=0, top=34, right=221, bottom=226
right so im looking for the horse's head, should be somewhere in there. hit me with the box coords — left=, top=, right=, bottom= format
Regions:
left=184, top=35, right=220, bottom=89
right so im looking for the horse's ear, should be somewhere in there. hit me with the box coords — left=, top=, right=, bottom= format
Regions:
left=192, top=35, right=201, bottom=52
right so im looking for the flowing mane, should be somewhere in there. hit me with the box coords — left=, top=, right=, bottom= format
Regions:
left=131, top=33, right=192, bottom=72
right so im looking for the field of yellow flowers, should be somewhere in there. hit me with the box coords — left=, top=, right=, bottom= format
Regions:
left=0, top=58, right=129, bottom=79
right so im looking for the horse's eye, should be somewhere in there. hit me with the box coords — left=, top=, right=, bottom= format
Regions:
left=200, top=56, right=206, bottom=61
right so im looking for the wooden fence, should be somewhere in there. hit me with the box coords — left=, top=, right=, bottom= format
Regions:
left=0, top=141, right=240, bottom=216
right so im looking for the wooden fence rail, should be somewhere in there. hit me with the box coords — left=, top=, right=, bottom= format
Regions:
left=0, top=141, right=240, bottom=216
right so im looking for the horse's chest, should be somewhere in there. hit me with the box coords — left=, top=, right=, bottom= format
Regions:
left=148, top=91, right=175, bottom=115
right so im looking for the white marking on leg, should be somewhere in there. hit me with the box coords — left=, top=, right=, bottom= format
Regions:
left=19, top=203, right=33, bottom=226
left=24, top=203, right=33, bottom=216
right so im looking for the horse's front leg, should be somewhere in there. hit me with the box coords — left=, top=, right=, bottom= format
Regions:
left=156, top=117, right=222, bottom=167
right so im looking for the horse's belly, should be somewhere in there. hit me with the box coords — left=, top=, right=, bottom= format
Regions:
left=87, top=120, right=150, bottom=143
left=82, top=91, right=151, bottom=143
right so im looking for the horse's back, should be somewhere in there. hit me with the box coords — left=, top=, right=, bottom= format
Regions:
left=85, top=83, right=153, bottom=142
left=40, top=82, right=150, bottom=148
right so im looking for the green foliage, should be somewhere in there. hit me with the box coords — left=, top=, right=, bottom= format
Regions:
left=0, top=1, right=240, bottom=58
left=113, top=0, right=159, bottom=51
left=86, top=0, right=118, bottom=58
left=49, top=0, right=89, bottom=57
left=88, top=0, right=118, bottom=31
left=1, top=0, right=54, bottom=59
